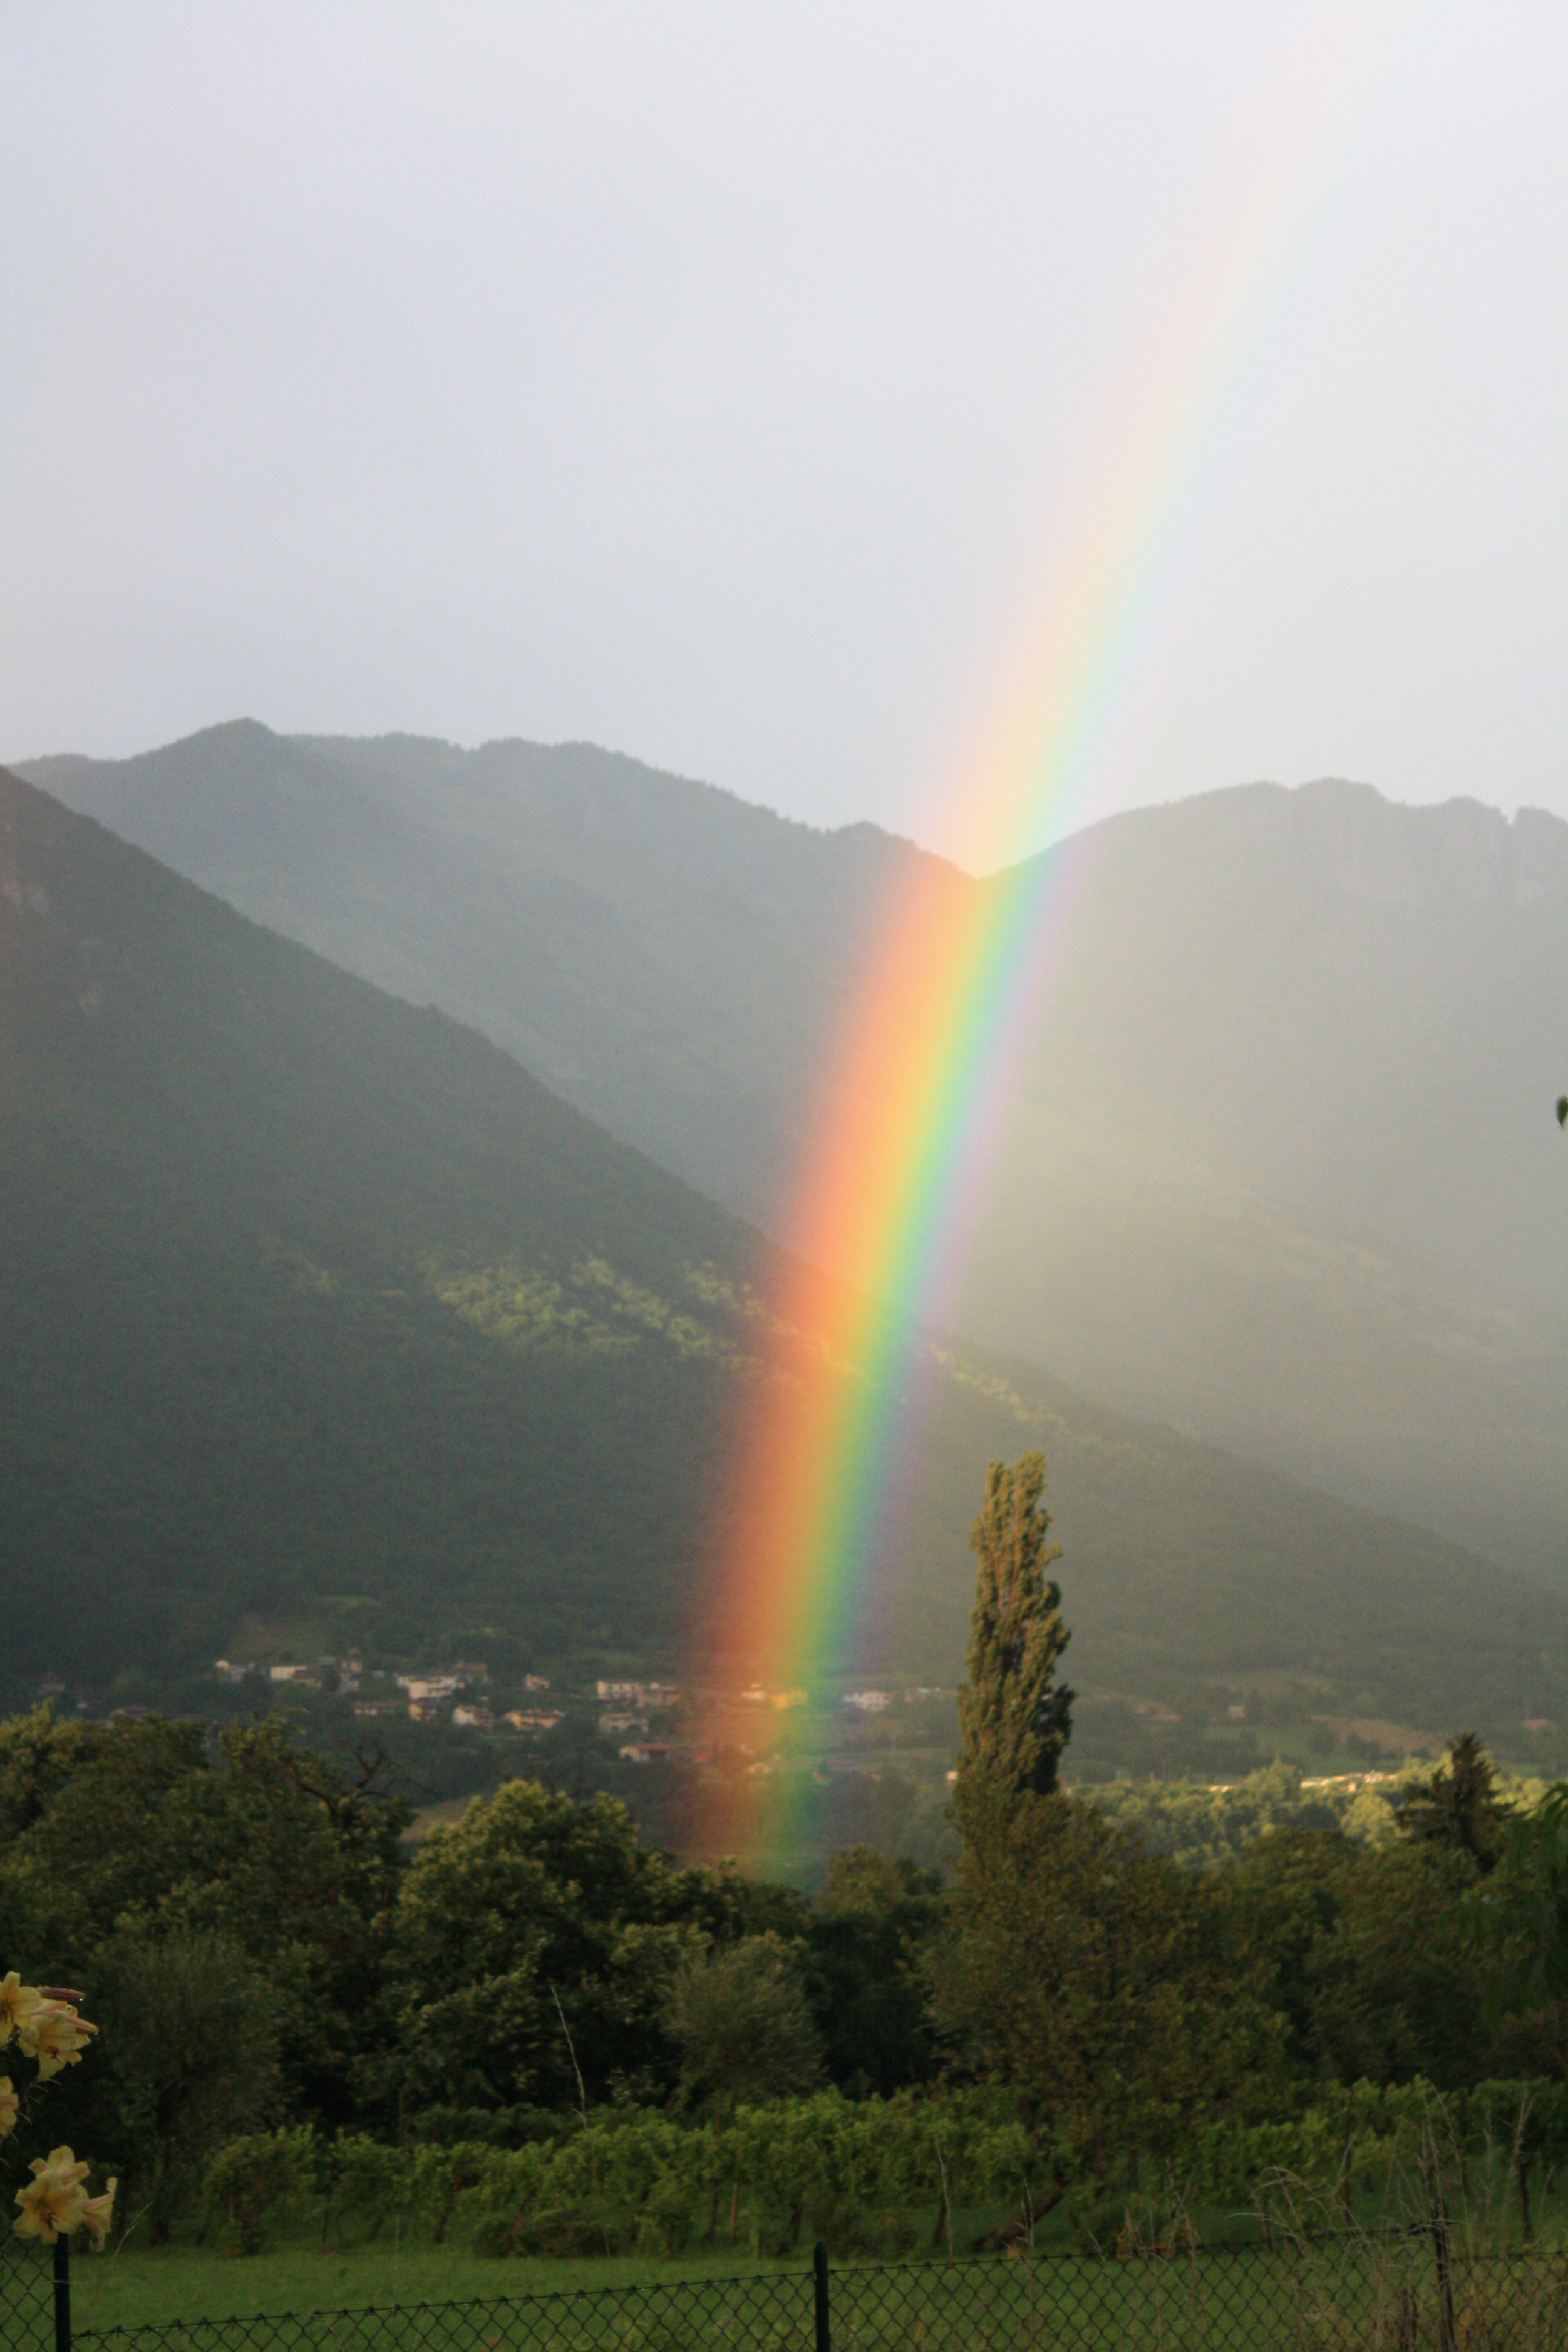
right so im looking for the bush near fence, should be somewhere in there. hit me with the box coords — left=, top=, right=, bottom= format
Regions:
left=195, top=2076, right=1568, bottom=2262
left=204, top=2089, right=1032, bottom=2260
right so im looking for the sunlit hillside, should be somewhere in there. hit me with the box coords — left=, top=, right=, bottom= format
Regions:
left=3, top=762, right=1561, bottom=1753
left=25, top=724, right=1567, bottom=1589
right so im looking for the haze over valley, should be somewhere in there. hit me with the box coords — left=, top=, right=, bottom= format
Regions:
left=4, top=733, right=1564, bottom=1802
left=23, top=722, right=1567, bottom=1602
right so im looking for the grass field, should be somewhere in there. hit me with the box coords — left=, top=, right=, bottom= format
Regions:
left=36, top=2238, right=1568, bottom=2352
left=56, top=2243, right=807, bottom=2333
left=32, top=2192, right=1568, bottom=2334
left=10, top=2169, right=1563, bottom=2343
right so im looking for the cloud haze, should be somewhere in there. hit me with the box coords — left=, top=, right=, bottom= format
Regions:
left=3, top=1, right=1564, bottom=861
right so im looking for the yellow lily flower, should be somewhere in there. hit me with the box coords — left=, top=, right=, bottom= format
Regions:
left=19, top=2005, right=98, bottom=2081
left=80, top=2180, right=117, bottom=2253
left=0, top=1974, right=44, bottom=2048
left=13, top=2148, right=90, bottom=2245
left=0, top=2077, right=16, bottom=2137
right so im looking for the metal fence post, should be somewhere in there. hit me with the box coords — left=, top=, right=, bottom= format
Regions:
left=1429, top=2204, right=1456, bottom=2352
left=812, top=2238, right=830, bottom=2352
left=51, top=2235, right=70, bottom=2352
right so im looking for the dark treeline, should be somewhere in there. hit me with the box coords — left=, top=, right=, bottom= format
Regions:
left=7, top=1454, right=1566, bottom=2250
left=0, top=1694, right=1554, bottom=2241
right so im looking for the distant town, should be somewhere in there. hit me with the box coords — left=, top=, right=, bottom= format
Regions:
left=197, top=1656, right=950, bottom=1762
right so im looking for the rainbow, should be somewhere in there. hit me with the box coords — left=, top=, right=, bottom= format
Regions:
left=704, top=11, right=1436, bottom=1800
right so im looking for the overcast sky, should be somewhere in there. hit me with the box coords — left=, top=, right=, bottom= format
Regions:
left=4, top=2, right=1564, bottom=866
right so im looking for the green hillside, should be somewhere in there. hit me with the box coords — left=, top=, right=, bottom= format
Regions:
left=22, top=722, right=1567, bottom=1592
left=2, top=764, right=1564, bottom=1746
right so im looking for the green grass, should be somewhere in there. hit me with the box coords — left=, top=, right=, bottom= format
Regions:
left=39, top=2183, right=1550, bottom=2333
left=62, top=2244, right=804, bottom=2332
left=51, top=2238, right=1568, bottom=2352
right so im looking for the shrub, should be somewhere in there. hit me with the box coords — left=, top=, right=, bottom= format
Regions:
left=204, top=2127, right=319, bottom=2255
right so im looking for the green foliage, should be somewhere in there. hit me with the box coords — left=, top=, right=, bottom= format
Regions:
left=931, top=1791, right=1284, bottom=2180
left=192, top=2089, right=1036, bottom=2258
left=0, top=1708, right=410, bottom=2197
left=662, top=1936, right=822, bottom=2123
left=204, top=2128, right=320, bottom=2255
left=1088, top=1759, right=1345, bottom=1869
left=953, top=1452, right=1072, bottom=1831
left=186, top=2071, right=1568, bottom=2262
left=1397, top=1732, right=1512, bottom=1875
left=86, top=1926, right=281, bottom=2236
left=0, top=1705, right=107, bottom=1838
left=807, top=1849, right=944, bottom=2094
left=390, top=1780, right=766, bottom=2110
left=1465, top=1778, right=1568, bottom=2030
left=1225, top=1829, right=1501, bottom=2090
left=5, top=1700, right=1567, bottom=2264
left=0, top=1713, right=210, bottom=1957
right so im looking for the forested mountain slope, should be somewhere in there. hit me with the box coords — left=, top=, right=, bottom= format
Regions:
left=3, top=763, right=1561, bottom=1733
left=22, top=726, right=1566, bottom=1587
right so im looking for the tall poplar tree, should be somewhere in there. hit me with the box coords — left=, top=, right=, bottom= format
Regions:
left=953, top=1451, right=1073, bottom=1834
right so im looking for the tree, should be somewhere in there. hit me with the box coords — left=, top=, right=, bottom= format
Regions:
left=0, top=1705, right=104, bottom=1839
left=392, top=1780, right=682, bottom=2108
left=1228, top=1825, right=1502, bottom=2091
left=1463, top=1780, right=1568, bottom=2074
left=662, top=1934, right=822, bottom=2131
left=0, top=1709, right=411, bottom=2131
left=1396, top=1733, right=1511, bottom=1877
left=389, top=1778, right=779, bottom=2109
left=927, top=1791, right=1282, bottom=2187
left=953, top=1451, right=1073, bottom=1837
left=81, top=1928, right=281, bottom=2239
left=807, top=1847, right=946, bottom=2093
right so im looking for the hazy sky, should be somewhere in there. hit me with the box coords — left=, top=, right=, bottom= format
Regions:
left=4, top=2, right=1565, bottom=866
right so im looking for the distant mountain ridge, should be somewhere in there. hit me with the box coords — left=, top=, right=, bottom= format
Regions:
left=19, top=723, right=961, bottom=1219
left=4, top=759, right=1563, bottom=1743
left=18, top=724, right=1568, bottom=1589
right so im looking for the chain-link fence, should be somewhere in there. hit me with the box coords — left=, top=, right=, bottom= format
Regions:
left=7, top=2234, right=1568, bottom=2352
left=1, top=2243, right=60, bottom=2352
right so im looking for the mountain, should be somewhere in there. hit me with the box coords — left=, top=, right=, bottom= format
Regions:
left=22, top=723, right=1568, bottom=1588
left=3, top=762, right=1561, bottom=1741
left=16, top=722, right=937, bottom=1223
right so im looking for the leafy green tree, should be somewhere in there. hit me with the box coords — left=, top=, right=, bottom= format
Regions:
left=0, top=1705, right=105, bottom=1838
left=1227, top=1826, right=1504, bottom=2091
left=0, top=1713, right=209, bottom=1960
left=662, top=1934, right=822, bottom=2131
left=1397, top=1733, right=1511, bottom=1876
left=953, top=1451, right=1073, bottom=1836
left=131, top=1720, right=409, bottom=2124
left=805, top=1848, right=946, bottom=2095
left=73, top=1927, right=282, bottom=2239
left=1464, top=1780, right=1568, bottom=2076
left=391, top=1779, right=746, bottom=2109
left=0, top=1710, right=410, bottom=2129
left=929, top=1791, right=1281, bottom=2187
